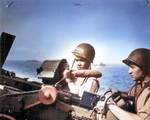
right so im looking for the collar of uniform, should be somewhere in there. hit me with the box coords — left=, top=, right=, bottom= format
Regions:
left=142, top=76, right=150, bottom=86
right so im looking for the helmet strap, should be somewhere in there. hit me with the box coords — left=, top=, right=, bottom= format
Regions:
left=71, top=59, right=75, bottom=70
left=88, top=64, right=91, bottom=70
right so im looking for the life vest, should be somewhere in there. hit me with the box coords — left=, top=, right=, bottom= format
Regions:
left=59, top=70, right=101, bottom=94
left=79, top=77, right=100, bottom=93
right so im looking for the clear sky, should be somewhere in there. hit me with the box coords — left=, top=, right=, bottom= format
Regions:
left=1, top=0, right=150, bottom=65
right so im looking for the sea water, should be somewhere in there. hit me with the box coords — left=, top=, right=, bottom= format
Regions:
left=2, top=60, right=135, bottom=94
left=3, top=60, right=43, bottom=83
left=93, top=65, right=135, bottom=94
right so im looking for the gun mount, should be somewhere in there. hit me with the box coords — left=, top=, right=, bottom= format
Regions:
left=0, top=32, right=101, bottom=120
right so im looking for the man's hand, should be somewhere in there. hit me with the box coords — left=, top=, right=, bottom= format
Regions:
left=63, top=70, right=71, bottom=79
left=63, top=70, right=76, bottom=83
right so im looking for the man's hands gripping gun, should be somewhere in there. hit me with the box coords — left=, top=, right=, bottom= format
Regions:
left=91, top=88, right=118, bottom=119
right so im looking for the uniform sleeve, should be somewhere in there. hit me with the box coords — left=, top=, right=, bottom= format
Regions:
left=137, top=91, right=150, bottom=120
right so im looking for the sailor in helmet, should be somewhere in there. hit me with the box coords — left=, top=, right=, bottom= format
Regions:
left=95, top=48, right=150, bottom=120
left=63, top=43, right=100, bottom=96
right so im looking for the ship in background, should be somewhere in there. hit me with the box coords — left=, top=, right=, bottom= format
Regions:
left=27, top=60, right=39, bottom=62
left=0, top=32, right=101, bottom=120
left=92, top=62, right=106, bottom=67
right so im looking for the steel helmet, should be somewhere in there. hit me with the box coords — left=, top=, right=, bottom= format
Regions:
left=122, top=48, right=150, bottom=76
left=72, top=43, right=95, bottom=63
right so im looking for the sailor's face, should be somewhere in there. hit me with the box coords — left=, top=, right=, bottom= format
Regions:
left=128, top=64, right=143, bottom=81
left=75, top=57, right=91, bottom=70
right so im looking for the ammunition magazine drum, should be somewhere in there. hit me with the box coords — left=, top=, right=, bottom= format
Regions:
left=39, top=86, right=57, bottom=105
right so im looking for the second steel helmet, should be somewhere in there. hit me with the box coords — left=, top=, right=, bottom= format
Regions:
left=122, top=48, right=150, bottom=76
left=72, top=43, right=95, bottom=63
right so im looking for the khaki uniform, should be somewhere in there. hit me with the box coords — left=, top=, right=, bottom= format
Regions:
left=97, top=78, right=150, bottom=120
left=136, top=86, right=150, bottom=120
left=128, top=77, right=150, bottom=120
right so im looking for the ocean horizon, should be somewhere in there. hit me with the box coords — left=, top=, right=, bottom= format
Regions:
left=2, top=60, right=135, bottom=94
